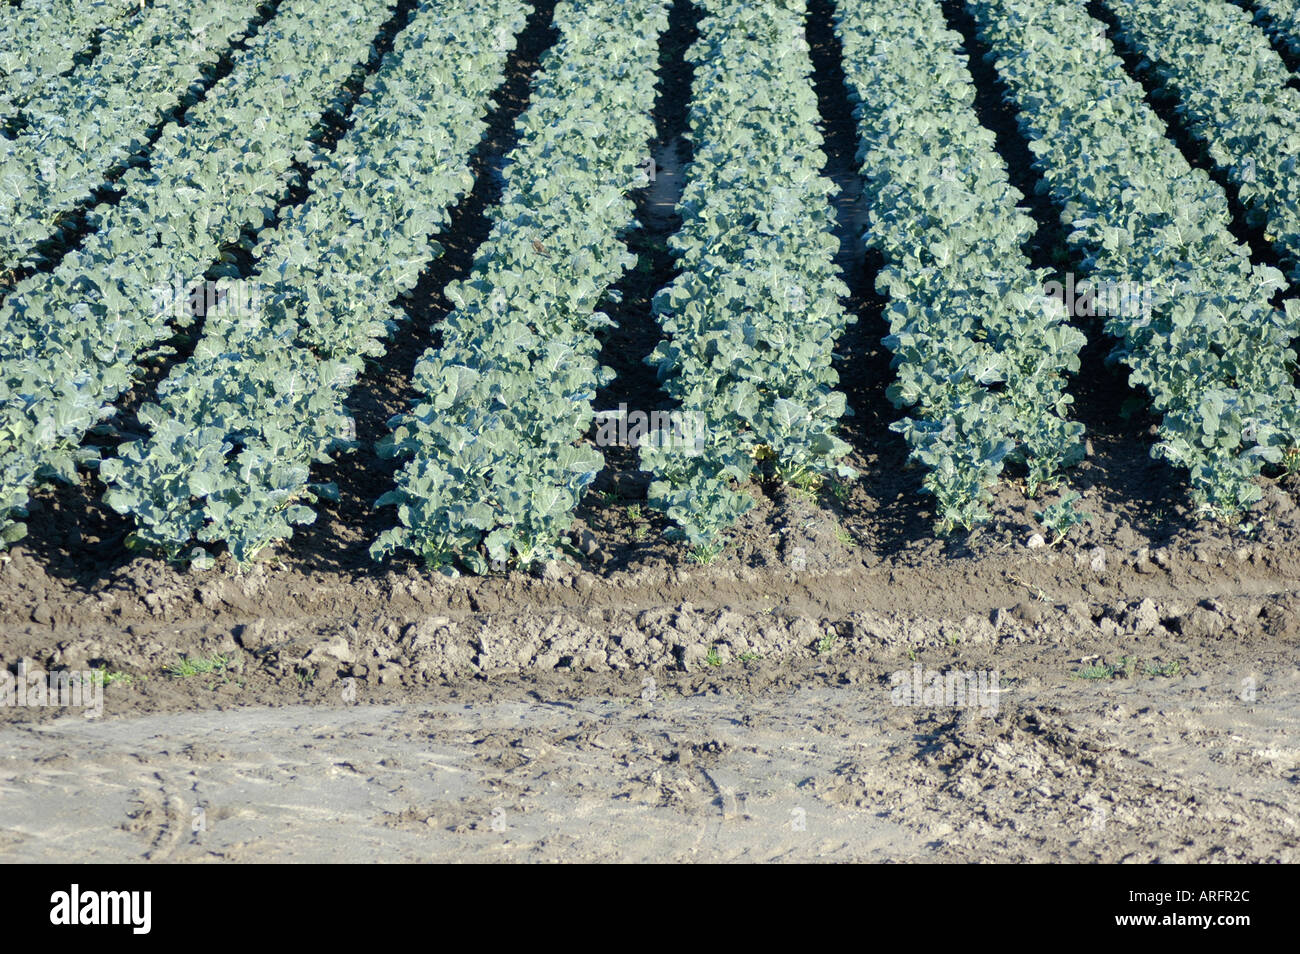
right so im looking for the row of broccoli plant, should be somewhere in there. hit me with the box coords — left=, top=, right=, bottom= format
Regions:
left=833, top=0, right=1085, bottom=534
left=969, top=0, right=1300, bottom=518
left=0, top=0, right=143, bottom=117
left=97, top=0, right=529, bottom=568
left=1249, top=0, right=1300, bottom=59
left=1, top=0, right=266, bottom=273
left=639, top=0, right=856, bottom=550
left=0, top=0, right=399, bottom=546
left=1102, top=0, right=1300, bottom=282
left=372, top=0, right=670, bottom=574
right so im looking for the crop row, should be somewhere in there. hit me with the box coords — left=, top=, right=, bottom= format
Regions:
left=640, top=0, right=854, bottom=547
left=6, top=0, right=1300, bottom=567
left=0, top=0, right=141, bottom=117
left=834, top=0, right=1085, bottom=533
left=969, top=0, right=1300, bottom=516
left=374, top=0, right=670, bottom=573
left=97, top=0, right=529, bottom=567
left=1104, top=0, right=1300, bottom=281
left=1251, top=0, right=1300, bottom=59
left=0, top=0, right=398, bottom=544
left=0, top=0, right=265, bottom=272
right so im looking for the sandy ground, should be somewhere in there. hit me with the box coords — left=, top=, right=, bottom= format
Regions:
left=2, top=633, right=1296, bottom=862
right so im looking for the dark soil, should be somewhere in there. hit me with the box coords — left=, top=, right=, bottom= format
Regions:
left=579, top=0, right=702, bottom=556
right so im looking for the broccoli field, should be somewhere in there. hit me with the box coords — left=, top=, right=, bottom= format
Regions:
left=1, top=0, right=1299, bottom=865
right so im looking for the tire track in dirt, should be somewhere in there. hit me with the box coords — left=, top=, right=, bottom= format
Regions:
left=124, top=777, right=189, bottom=861
left=3, top=666, right=1296, bottom=861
